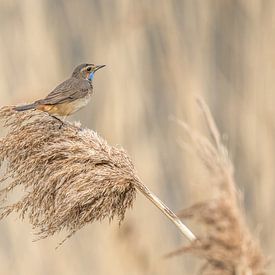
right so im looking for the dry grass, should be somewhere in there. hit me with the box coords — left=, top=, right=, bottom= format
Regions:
left=169, top=98, right=267, bottom=274
left=0, top=106, right=195, bottom=247
left=0, top=106, right=138, bottom=244
left=0, top=1, right=273, bottom=274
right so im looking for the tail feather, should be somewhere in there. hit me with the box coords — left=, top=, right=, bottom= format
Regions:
left=14, top=103, right=36, bottom=112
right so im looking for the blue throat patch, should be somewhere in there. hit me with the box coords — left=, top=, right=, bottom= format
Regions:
left=88, top=72, right=94, bottom=81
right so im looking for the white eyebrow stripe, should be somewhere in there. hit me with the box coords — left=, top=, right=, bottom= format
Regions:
left=81, top=65, right=94, bottom=72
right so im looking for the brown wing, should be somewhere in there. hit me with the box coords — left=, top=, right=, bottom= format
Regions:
left=37, top=78, right=92, bottom=105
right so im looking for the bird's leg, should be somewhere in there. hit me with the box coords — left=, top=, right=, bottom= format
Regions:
left=50, top=115, right=65, bottom=129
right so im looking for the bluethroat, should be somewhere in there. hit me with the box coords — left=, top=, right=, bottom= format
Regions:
left=14, top=63, right=105, bottom=123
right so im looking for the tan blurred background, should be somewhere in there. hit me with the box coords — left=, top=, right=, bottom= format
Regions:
left=0, top=0, right=274, bottom=274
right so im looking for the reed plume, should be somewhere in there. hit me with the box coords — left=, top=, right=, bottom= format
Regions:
left=169, top=98, right=267, bottom=274
left=0, top=106, right=195, bottom=246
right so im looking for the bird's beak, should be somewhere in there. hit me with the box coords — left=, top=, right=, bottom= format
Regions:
left=94, top=65, right=106, bottom=72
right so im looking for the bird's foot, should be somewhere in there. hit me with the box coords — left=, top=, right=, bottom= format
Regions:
left=51, top=115, right=65, bottom=129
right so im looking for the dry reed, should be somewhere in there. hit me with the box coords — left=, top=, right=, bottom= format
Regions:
left=0, top=106, right=195, bottom=246
left=169, top=98, right=267, bottom=274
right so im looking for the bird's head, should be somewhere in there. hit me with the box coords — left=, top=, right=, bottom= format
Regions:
left=72, top=63, right=106, bottom=80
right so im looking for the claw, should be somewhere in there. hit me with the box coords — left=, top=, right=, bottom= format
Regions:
left=50, top=115, right=65, bottom=129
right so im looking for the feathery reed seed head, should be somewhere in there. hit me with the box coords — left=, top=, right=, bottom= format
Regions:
left=0, top=106, right=137, bottom=242
left=170, top=98, right=267, bottom=274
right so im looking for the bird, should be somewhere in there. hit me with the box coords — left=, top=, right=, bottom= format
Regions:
left=14, top=63, right=105, bottom=126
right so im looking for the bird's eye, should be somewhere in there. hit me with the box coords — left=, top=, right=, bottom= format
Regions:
left=87, top=67, right=92, bottom=72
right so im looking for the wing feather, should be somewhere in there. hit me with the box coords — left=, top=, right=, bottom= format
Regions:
left=37, top=78, right=92, bottom=105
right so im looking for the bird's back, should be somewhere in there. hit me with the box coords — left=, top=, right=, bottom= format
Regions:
left=37, top=78, right=93, bottom=106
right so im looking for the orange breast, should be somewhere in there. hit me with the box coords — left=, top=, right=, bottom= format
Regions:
left=37, top=96, right=91, bottom=116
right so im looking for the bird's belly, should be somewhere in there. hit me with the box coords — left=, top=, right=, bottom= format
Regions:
left=40, top=95, right=92, bottom=116
left=69, top=95, right=92, bottom=113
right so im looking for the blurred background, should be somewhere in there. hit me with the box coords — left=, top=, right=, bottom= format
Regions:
left=0, top=0, right=274, bottom=274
